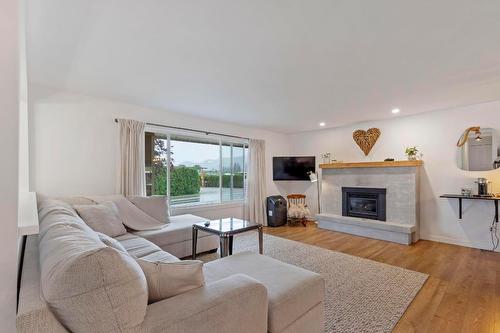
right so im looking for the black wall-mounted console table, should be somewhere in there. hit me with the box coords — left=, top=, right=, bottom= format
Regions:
left=440, top=194, right=499, bottom=222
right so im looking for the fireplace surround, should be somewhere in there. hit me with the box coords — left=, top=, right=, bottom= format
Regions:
left=342, top=187, right=386, bottom=221
left=316, top=161, right=421, bottom=245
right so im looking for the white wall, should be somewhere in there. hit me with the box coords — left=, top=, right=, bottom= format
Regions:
left=29, top=85, right=289, bottom=218
left=0, top=0, right=19, bottom=330
left=18, top=0, right=28, bottom=194
left=286, top=101, right=500, bottom=251
left=29, top=84, right=500, bottom=251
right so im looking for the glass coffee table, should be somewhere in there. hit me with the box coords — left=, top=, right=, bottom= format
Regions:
left=192, top=218, right=263, bottom=259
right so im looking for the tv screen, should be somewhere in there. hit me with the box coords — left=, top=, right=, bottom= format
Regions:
left=273, top=156, right=316, bottom=181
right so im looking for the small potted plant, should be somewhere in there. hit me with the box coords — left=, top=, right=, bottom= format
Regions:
left=405, top=146, right=419, bottom=160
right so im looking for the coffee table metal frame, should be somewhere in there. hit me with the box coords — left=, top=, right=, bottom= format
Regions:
left=192, top=220, right=263, bottom=259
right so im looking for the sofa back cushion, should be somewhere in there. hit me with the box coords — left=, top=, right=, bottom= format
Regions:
left=137, top=258, right=205, bottom=303
left=38, top=200, right=148, bottom=333
left=128, top=195, right=170, bottom=224
left=58, top=195, right=166, bottom=231
left=37, top=199, right=78, bottom=222
left=74, top=201, right=127, bottom=237
left=93, top=195, right=166, bottom=230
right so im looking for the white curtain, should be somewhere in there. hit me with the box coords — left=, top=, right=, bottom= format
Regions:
left=117, top=119, right=146, bottom=196
left=246, top=139, right=267, bottom=225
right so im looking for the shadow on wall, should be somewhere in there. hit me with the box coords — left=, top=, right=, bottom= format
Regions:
left=419, top=166, right=437, bottom=239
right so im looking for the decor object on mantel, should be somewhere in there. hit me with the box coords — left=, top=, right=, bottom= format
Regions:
left=405, top=146, right=419, bottom=161
left=321, top=152, right=331, bottom=164
left=352, top=128, right=381, bottom=156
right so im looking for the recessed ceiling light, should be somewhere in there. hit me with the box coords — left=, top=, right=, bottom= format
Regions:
left=391, top=108, right=400, bottom=114
left=319, top=122, right=326, bottom=127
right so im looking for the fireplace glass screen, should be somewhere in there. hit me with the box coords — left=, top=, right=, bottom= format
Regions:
left=342, top=187, right=386, bottom=221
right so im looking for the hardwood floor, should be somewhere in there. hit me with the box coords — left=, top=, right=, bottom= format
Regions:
left=263, top=223, right=500, bottom=333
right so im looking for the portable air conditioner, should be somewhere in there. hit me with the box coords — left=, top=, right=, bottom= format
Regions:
left=266, top=195, right=287, bottom=227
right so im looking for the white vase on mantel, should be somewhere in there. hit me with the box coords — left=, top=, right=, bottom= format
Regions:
left=407, top=155, right=417, bottom=161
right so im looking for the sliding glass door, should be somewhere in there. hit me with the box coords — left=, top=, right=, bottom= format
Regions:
left=145, top=130, right=248, bottom=207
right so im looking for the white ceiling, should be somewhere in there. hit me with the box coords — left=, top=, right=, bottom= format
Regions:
left=27, top=0, right=500, bottom=133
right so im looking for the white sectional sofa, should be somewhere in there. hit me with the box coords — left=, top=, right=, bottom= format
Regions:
left=17, top=198, right=325, bottom=332
left=132, top=213, right=218, bottom=258
left=38, top=194, right=220, bottom=258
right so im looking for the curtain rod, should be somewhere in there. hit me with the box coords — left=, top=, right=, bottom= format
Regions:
left=114, top=119, right=250, bottom=141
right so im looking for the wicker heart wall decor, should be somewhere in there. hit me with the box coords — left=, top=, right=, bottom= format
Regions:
left=353, top=128, right=381, bottom=156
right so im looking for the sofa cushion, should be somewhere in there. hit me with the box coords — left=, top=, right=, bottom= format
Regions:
left=52, top=196, right=97, bottom=206
left=140, top=250, right=180, bottom=263
left=57, top=195, right=167, bottom=231
left=38, top=199, right=78, bottom=220
left=38, top=214, right=148, bottom=333
left=92, top=195, right=166, bottom=231
left=132, top=214, right=212, bottom=247
left=96, top=232, right=128, bottom=252
left=203, top=251, right=324, bottom=333
left=74, top=201, right=127, bottom=237
left=37, top=200, right=86, bottom=238
left=115, top=233, right=181, bottom=261
left=128, top=195, right=170, bottom=224
left=113, top=233, right=203, bottom=303
left=140, top=274, right=268, bottom=333
left=137, top=258, right=205, bottom=302
left=115, top=233, right=164, bottom=258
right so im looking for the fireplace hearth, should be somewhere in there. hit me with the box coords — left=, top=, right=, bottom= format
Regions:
left=342, top=187, right=386, bottom=221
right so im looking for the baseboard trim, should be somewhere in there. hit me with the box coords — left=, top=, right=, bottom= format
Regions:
left=420, top=234, right=500, bottom=252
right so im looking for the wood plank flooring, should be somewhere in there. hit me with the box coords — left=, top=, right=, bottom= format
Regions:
left=263, top=223, right=500, bottom=333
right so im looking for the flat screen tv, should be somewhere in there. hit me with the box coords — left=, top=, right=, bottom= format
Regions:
left=273, top=156, right=316, bottom=181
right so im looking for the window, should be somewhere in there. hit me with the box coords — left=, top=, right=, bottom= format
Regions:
left=145, top=130, right=248, bottom=207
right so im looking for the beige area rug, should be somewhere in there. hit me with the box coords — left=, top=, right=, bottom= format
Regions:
left=199, top=232, right=428, bottom=333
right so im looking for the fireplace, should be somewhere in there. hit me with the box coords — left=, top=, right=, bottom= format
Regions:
left=342, top=187, right=386, bottom=221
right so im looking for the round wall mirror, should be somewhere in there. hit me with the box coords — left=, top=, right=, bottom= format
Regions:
left=457, top=127, right=500, bottom=171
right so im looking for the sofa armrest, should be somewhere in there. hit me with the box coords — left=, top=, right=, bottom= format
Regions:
left=141, top=274, right=268, bottom=333
left=17, top=236, right=69, bottom=333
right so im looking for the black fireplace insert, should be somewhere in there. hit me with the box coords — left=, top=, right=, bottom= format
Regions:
left=342, top=187, right=386, bottom=221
